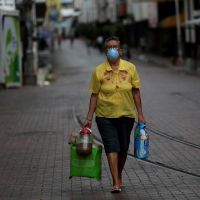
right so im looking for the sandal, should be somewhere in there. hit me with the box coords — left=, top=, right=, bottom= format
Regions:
left=111, top=186, right=121, bottom=193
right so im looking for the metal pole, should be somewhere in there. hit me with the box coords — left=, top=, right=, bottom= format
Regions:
left=175, top=0, right=183, bottom=64
left=184, top=0, right=189, bottom=42
left=189, top=0, right=195, bottom=43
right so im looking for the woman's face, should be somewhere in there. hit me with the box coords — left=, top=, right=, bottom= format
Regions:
left=105, top=40, right=122, bottom=59
left=105, top=40, right=120, bottom=50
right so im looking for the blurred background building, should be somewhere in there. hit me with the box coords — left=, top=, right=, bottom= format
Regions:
left=75, top=0, right=200, bottom=70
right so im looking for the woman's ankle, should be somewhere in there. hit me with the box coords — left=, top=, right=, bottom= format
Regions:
left=118, top=175, right=122, bottom=186
left=113, top=179, right=120, bottom=187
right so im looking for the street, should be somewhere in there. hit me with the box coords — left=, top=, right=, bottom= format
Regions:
left=0, top=39, right=200, bottom=200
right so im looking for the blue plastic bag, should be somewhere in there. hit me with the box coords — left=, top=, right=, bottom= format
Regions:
left=134, top=123, right=149, bottom=159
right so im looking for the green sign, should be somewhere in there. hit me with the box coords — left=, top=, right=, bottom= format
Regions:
left=2, top=15, right=22, bottom=87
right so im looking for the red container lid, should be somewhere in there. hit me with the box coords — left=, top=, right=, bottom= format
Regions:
left=80, top=127, right=92, bottom=134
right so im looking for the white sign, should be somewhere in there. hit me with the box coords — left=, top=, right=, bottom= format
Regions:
left=0, top=0, right=15, bottom=11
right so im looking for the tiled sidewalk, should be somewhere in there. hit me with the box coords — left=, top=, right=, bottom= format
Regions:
left=0, top=40, right=199, bottom=200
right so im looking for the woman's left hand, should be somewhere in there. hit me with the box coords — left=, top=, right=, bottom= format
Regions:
left=138, top=114, right=145, bottom=124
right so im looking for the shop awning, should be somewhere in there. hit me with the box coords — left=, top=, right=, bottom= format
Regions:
left=160, top=14, right=185, bottom=28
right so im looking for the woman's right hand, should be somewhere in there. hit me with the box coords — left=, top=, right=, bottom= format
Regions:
left=82, top=119, right=92, bottom=128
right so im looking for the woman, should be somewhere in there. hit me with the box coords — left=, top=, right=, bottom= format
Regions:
left=83, top=36, right=145, bottom=193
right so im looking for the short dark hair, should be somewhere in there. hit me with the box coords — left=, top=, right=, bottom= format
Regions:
left=104, top=36, right=120, bottom=49
left=104, top=36, right=120, bottom=43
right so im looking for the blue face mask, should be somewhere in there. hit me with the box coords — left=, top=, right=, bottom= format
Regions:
left=107, top=48, right=119, bottom=61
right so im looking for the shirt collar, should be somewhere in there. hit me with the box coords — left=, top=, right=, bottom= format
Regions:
left=105, top=59, right=126, bottom=71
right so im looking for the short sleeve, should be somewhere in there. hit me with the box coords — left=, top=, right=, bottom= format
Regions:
left=131, top=65, right=141, bottom=88
left=89, top=69, right=101, bottom=94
